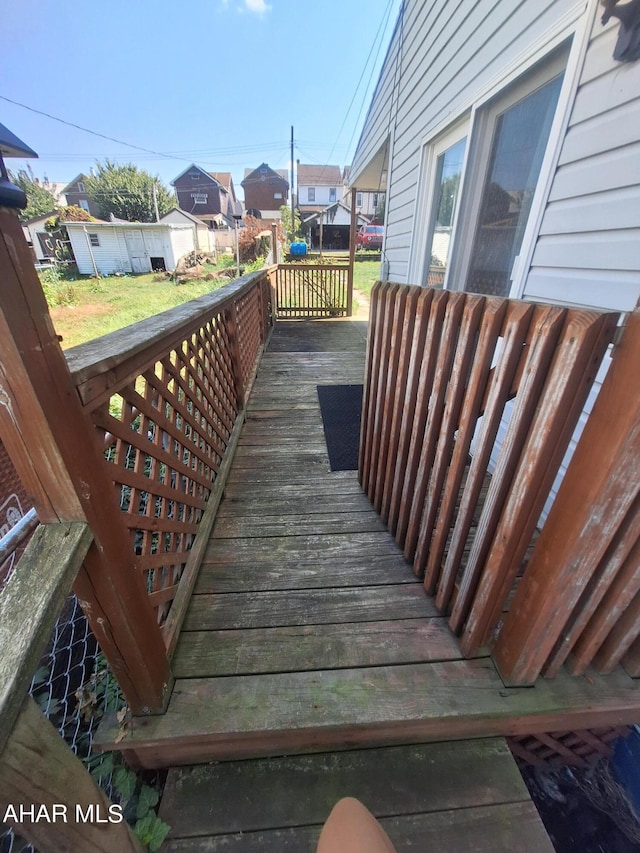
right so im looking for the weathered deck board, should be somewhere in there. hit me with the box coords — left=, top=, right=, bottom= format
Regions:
left=97, top=319, right=640, bottom=783
left=97, top=661, right=639, bottom=767
left=183, top=585, right=439, bottom=631
left=174, top=618, right=466, bottom=677
left=162, top=804, right=551, bottom=853
left=194, top=556, right=418, bottom=593
left=160, top=739, right=552, bottom=853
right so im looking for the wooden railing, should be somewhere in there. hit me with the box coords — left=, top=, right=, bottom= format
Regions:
left=359, top=282, right=638, bottom=683
left=273, top=263, right=352, bottom=317
left=66, top=272, right=273, bottom=651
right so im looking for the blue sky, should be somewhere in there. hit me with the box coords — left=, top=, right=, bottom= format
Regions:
left=3, top=0, right=400, bottom=201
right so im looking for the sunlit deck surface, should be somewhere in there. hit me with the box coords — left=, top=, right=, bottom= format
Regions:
left=96, top=318, right=639, bottom=848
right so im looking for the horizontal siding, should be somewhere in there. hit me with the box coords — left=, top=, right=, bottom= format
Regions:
left=67, top=227, right=131, bottom=276
left=351, top=0, right=578, bottom=283
left=549, top=140, right=640, bottom=199
left=533, top=231, right=640, bottom=270
left=540, top=185, right=640, bottom=233
left=525, top=268, right=639, bottom=312
left=560, top=98, right=640, bottom=163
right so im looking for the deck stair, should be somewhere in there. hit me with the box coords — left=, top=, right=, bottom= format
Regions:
left=96, top=320, right=640, bottom=772
left=159, top=738, right=554, bottom=851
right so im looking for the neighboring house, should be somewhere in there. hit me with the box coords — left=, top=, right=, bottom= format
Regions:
left=297, top=164, right=343, bottom=218
left=349, top=0, right=640, bottom=513
left=242, top=163, right=289, bottom=220
left=303, top=201, right=369, bottom=250
left=22, top=211, right=59, bottom=262
left=342, top=167, right=385, bottom=221
left=61, top=173, right=101, bottom=217
left=159, top=208, right=217, bottom=253
left=172, top=164, right=236, bottom=228
left=64, top=222, right=196, bottom=276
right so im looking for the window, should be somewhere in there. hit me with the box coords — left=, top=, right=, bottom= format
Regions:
left=191, top=193, right=208, bottom=204
left=329, top=187, right=336, bottom=202
left=77, top=181, right=85, bottom=192
left=190, top=172, right=199, bottom=180
left=88, top=233, right=100, bottom=247
left=373, top=193, right=379, bottom=208
left=274, top=192, right=282, bottom=199
left=415, top=45, right=569, bottom=293
left=452, top=46, right=568, bottom=297
left=308, top=187, right=315, bottom=202
left=420, top=126, right=468, bottom=288
left=356, top=192, right=362, bottom=207
left=78, top=199, right=90, bottom=212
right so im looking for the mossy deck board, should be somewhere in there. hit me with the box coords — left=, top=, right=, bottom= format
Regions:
left=159, top=740, right=553, bottom=852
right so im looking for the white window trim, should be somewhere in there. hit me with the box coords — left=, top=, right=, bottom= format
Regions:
left=78, top=199, right=90, bottom=212
left=408, top=118, right=469, bottom=286
left=88, top=233, right=99, bottom=247
left=191, top=193, right=208, bottom=204
left=407, top=0, right=589, bottom=290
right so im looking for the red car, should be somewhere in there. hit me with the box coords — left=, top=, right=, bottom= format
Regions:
left=356, top=225, right=384, bottom=250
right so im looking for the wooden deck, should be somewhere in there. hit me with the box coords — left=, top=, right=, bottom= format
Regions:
left=97, top=318, right=640, bottom=772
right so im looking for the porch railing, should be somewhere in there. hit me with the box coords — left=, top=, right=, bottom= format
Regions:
left=273, top=263, right=352, bottom=317
left=359, top=282, right=640, bottom=684
left=66, top=271, right=273, bottom=652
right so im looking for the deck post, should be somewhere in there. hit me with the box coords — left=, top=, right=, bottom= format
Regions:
left=0, top=208, right=172, bottom=715
left=347, top=187, right=357, bottom=316
left=493, top=307, right=640, bottom=684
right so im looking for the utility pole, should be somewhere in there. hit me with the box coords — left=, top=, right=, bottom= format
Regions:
left=290, top=126, right=295, bottom=244
left=153, top=181, right=160, bottom=222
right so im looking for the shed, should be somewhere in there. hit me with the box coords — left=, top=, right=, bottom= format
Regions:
left=159, top=208, right=216, bottom=253
left=303, top=201, right=368, bottom=250
left=64, top=222, right=196, bottom=276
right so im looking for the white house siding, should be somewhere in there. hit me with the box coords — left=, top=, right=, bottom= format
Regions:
left=67, top=226, right=131, bottom=276
left=350, top=0, right=581, bottom=284
left=525, top=16, right=640, bottom=313
left=165, top=226, right=195, bottom=270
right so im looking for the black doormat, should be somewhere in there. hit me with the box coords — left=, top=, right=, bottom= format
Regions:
left=317, top=384, right=363, bottom=471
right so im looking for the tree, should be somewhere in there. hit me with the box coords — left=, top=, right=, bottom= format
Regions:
left=279, top=204, right=301, bottom=243
left=9, top=165, right=58, bottom=221
left=85, top=160, right=174, bottom=222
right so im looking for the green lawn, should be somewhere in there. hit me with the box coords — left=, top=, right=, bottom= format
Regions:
left=41, top=259, right=383, bottom=350
left=43, top=268, right=229, bottom=350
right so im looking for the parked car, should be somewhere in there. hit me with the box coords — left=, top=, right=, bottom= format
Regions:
left=356, top=225, right=384, bottom=250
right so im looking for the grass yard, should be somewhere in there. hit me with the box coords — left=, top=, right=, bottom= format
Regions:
left=41, top=258, right=383, bottom=350
left=43, top=268, right=230, bottom=349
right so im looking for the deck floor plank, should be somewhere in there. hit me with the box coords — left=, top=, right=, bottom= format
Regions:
left=98, top=319, right=640, bottom=794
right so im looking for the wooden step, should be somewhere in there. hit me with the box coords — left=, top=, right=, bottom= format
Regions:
left=95, top=660, right=640, bottom=769
left=159, top=738, right=553, bottom=852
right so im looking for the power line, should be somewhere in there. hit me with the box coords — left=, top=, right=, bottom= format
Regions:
left=0, top=95, right=183, bottom=161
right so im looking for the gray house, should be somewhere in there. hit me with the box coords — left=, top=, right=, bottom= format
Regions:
left=350, top=0, right=640, bottom=314
left=349, top=0, right=640, bottom=512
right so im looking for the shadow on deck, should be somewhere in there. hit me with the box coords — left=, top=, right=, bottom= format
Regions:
left=96, top=318, right=638, bottom=849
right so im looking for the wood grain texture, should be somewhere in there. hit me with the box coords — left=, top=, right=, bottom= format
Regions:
left=494, top=308, right=639, bottom=684
left=184, top=585, right=439, bottom=631
left=0, top=522, right=92, bottom=754
left=173, top=618, right=466, bottom=677
left=0, top=698, right=142, bottom=853
left=96, top=661, right=640, bottom=767
left=162, top=803, right=552, bottom=853
left=160, top=739, right=530, bottom=837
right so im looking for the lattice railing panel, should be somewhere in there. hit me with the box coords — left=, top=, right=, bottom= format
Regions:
left=68, top=274, right=272, bottom=630
left=94, top=314, right=239, bottom=625
left=508, top=728, right=630, bottom=768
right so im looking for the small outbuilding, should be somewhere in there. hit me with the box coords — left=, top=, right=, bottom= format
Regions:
left=159, top=208, right=217, bottom=253
left=65, top=221, right=196, bottom=276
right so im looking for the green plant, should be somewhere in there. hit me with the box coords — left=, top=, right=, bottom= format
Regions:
left=77, top=655, right=170, bottom=851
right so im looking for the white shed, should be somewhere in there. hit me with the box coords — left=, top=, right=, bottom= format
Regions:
left=159, top=208, right=217, bottom=253
left=65, top=222, right=196, bottom=276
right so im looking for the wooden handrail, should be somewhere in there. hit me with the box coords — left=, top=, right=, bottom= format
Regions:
left=66, top=270, right=270, bottom=411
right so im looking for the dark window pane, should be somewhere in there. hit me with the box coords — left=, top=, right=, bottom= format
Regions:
left=466, top=74, right=564, bottom=296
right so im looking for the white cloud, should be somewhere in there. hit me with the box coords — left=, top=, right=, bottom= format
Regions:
left=244, top=0, right=270, bottom=13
